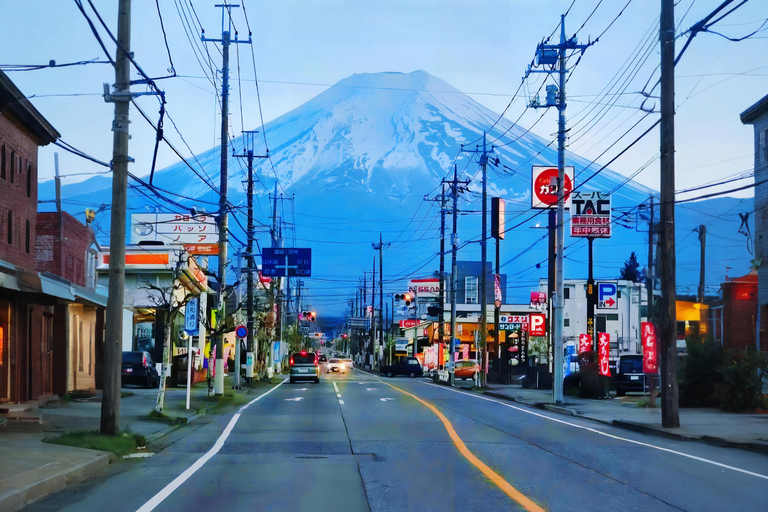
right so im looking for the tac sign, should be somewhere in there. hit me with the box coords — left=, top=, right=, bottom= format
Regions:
left=578, top=333, right=592, bottom=354
left=531, top=166, right=575, bottom=209
left=598, top=332, right=611, bottom=376
left=529, top=313, right=546, bottom=337
left=641, top=322, right=658, bottom=373
left=570, top=191, right=612, bottom=238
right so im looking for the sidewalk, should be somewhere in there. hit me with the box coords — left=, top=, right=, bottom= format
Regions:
left=0, top=375, right=282, bottom=512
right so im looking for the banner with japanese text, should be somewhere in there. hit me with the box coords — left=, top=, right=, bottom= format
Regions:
left=578, top=333, right=592, bottom=354
left=598, top=332, right=611, bottom=376
left=641, top=322, right=658, bottom=373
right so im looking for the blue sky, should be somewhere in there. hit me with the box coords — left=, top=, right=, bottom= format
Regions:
left=2, top=0, right=766, bottom=197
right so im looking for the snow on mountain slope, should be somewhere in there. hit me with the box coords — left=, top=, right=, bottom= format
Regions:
left=43, top=70, right=754, bottom=313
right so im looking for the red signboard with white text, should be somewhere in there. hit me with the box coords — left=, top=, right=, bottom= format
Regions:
left=399, top=319, right=418, bottom=328
left=529, top=313, right=546, bottom=336
left=598, top=332, right=611, bottom=376
left=641, top=322, right=658, bottom=373
left=578, top=333, right=592, bottom=354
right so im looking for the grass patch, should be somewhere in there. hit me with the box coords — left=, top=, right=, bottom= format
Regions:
left=44, top=430, right=147, bottom=456
left=147, top=409, right=186, bottom=426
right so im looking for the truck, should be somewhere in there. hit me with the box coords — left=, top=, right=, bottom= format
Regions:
left=380, top=356, right=423, bottom=378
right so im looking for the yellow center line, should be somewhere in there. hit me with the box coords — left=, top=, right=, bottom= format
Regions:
left=381, top=380, right=546, bottom=512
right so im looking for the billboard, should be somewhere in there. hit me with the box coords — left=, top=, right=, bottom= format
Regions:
left=130, top=213, right=218, bottom=254
left=531, top=166, right=574, bottom=209
left=570, top=191, right=612, bottom=238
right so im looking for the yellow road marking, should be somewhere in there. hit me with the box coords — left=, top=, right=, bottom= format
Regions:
left=381, top=380, right=546, bottom=512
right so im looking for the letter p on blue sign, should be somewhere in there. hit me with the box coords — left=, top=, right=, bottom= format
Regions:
left=598, top=282, right=618, bottom=309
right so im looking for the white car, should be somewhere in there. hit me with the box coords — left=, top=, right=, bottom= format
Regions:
left=327, top=358, right=346, bottom=373
left=342, top=358, right=353, bottom=369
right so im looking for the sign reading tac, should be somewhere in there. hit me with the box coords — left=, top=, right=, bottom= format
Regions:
left=261, top=248, right=312, bottom=277
left=570, top=191, right=612, bottom=238
left=531, top=166, right=575, bottom=209
left=597, top=282, right=618, bottom=309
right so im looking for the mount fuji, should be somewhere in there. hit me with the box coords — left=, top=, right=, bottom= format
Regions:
left=42, top=70, right=755, bottom=315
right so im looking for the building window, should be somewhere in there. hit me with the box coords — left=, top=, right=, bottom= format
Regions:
left=564, top=318, right=570, bottom=327
left=9, top=151, right=15, bottom=184
left=564, top=287, right=570, bottom=299
left=26, top=164, right=32, bottom=197
left=465, top=276, right=478, bottom=304
left=1, top=145, right=5, bottom=179
left=25, top=219, right=30, bottom=253
left=7, top=210, right=12, bottom=244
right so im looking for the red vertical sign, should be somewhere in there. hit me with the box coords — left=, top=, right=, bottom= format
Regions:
left=578, top=333, right=592, bottom=354
left=598, top=332, right=611, bottom=376
left=641, top=322, right=658, bottom=373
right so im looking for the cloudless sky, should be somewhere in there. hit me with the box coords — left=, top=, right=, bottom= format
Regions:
left=2, top=0, right=766, bottom=197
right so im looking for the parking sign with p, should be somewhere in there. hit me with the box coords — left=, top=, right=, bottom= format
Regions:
left=597, top=282, right=618, bottom=309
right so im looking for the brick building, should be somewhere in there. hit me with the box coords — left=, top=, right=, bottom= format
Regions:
left=0, top=69, right=60, bottom=403
left=708, top=271, right=760, bottom=353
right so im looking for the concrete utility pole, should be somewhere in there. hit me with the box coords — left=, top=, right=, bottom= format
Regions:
left=443, top=165, right=470, bottom=386
left=697, top=225, right=706, bottom=304
left=101, top=0, right=132, bottom=436
left=373, top=234, right=390, bottom=370
left=659, top=0, right=680, bottom=428
left=370, top=258, right=376, bottom=367
left=234, top=131, right=267, bottom=387
left=202, top=4, right=251, bottom=395
left=439, top=184, right=446, bottom=351
left=461, top=133, right=492, bottom=387
left=527, top=14, right=590, bottom=404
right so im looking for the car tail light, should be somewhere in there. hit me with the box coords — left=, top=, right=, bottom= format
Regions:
left=289, top=357, right=294, bottom=367
left=142, top=354, right=148, bottom=367
left=300, top=351, right=307, bottom=356
left=314, top=359, right=318, bottom=367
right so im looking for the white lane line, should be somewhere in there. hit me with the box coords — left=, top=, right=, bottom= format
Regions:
left=423, top=382, right=768, bottom=481
left=135, top=379, right=288, bottom=511
left=332, top=382, right=340, bottom=393
left=339, top=400, right=345, bottom=405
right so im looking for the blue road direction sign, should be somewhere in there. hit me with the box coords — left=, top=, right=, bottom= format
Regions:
left=261, top=248, right=312, bottom=277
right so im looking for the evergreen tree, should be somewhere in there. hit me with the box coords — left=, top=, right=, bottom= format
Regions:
left=619, top=251, right=641, bottom=281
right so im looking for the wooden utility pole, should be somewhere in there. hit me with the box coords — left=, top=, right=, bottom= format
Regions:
left=697, top=225, right=706, bottom=304
left=101, top=0, right=131, bottom=436
left=659, top=0, right=680, bottom=428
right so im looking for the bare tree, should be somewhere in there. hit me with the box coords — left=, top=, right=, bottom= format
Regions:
left=140, top=251, right=195, bottom=413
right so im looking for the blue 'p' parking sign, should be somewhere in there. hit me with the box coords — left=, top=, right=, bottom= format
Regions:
left=597, top=282, right=618, bottom=309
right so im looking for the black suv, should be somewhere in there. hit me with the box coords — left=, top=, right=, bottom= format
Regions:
left=615, top=354, right=651, bottom=396
left=121, top=351, right=159, bottom=388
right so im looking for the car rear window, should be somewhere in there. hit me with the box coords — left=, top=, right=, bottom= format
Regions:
left=620, top=357, right=644, bottom=374
left=293, top=352, right=316, bottom=364
left=329, top=359, right=340, bottom=363
left=122, top=352, right=142, bottom=364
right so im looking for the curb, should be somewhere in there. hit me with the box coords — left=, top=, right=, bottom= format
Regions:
left=0, top=452, right=114, bottom=512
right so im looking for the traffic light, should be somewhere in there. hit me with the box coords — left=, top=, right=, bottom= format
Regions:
left=309, top=311, right=317, bottom=322
left=395, top=293, right=412, bottom=306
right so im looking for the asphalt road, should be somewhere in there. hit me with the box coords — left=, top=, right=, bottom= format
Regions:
left=24, top=367, right=768, bottom=512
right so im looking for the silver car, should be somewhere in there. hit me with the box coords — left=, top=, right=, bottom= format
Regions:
left=327, top=358, right=346, bottom=373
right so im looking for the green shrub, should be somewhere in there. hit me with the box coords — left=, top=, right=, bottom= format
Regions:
left=678, top=334, right=723, bottom=408
left=717, top=348, right=768, bottom=412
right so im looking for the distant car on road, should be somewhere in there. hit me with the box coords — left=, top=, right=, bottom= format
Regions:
left=121, top=351, right=159, bottom=388
left=318, top=354, right=328, bottom=363
left=342, top=358, right=353, bottom=369
left=327, top=358, right=346, bottom=373
left=454, top=359, right=479, bottom=380
left=380, top=357, right=423, bottom=378
left=290, top=351, right=320, bottom=383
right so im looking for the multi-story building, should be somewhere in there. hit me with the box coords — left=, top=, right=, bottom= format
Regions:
left=739, top=94, right=768, bottom=351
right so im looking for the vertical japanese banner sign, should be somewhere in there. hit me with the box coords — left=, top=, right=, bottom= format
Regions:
left=578, top=333, right=592, bottom=354
left=641, top=322, right=658, bottom=373
left=598, top=332, right=611, bottom=376
left=494, top=274, right=502, bottom=304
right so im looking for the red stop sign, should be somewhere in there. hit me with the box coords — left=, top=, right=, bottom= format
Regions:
left=533, top=167, right=573, bottom=207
